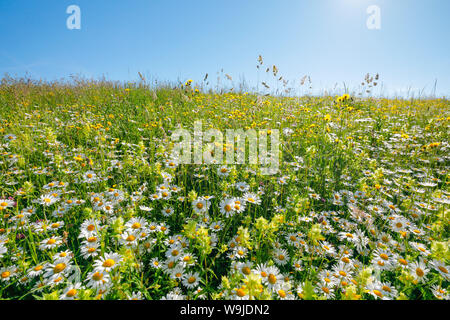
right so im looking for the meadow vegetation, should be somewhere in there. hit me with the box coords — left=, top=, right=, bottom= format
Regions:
left=0, top=75, right=448, bottom=300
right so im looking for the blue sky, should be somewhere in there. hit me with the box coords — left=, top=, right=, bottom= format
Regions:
left=1, top=0, right=449, bottom=97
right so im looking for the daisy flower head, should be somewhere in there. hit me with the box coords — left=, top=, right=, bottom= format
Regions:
left=410, top=242, right=432, bottom=257
left=409, top=260, right=429, bottom=283
left=219, top=198, right=236, bottom=218
left=120, top=231, right=139, bottom=248
left=365, top=281, right=389, bottom=300
left=139, top=205, right=153, bottom=212
left=243, top=192, right=261, bottom=205
left=94, top=252, right=122, bottom=273
left=262, top=266, right=282, bottom=292
left=83, top=171, right=99, bottom=184
left=38, top=193, right=58, bottom=206
left=0, top=266, right=16, bottom=282
left=27, top=264, right=46, bottom=278
left=231, top=198, right=246, bottom=214
left=182, top=271, right=200, bottom=289
left=161, top=206, right=174, bottom=217
left=80, top=242, right=100, bottom=259
left=235, top=261, right=253, bottom=277
left=430, top=260, right=450, bottom=280
left=372, top=249, right=395, bottom=271
left=86, top=270, right=111, bottom=292
left=60, top=283, right=83, bottom=300
left=3, top=133, right=17, bottom=142
left=292, top=260, right=303, bottom=272
left=44, top=259, right=74, bottom=283
left=431, top=284, right=449, bottom=300
left=235, top=182, right=250, bottom=192
left=125, top=217, right=148, bottom=231
left=192, top=198, right=210, bottom=214
left=39, top=236, right=63, bottom=251
left=203, top=216, right=220, bottom=229
left=232, top=286, right=250, bottom=300
left=0, top=199, right=15, bottom=211
left=231, top=246, right=248, bottom=260
left=273, top=248, right=289, bottom=266
left=218, top=165, right=231, bottom=177
left=128, top=292, right=143, bottom=300
left=149, top=193, right=162, bottom=201
left=316, top=280, right=335, bottom=299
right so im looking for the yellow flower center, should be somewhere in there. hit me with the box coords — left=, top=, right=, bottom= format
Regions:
left=92, top=272, right=103, bottom=281
left=416, top=268, right=424, bottom=277
left=268, top=274, right=277, bottom=284
left=380, top=254, right=389, bottom=260
left=102, top=259, right=115, bottom=268
left=66, top=289, right=77, bottom=297
left=373, top=290, right=383, bottom=297
left=242, top=267, right=251, bottom=275
left=132, top=222, right=141, bottom=229
left=236, top=288, right=246, bottom=297
left=187, top=276, right=196, bottom=284
left=398, top=259, right=408, bottom=266
left=438, top=266, right=448, bottom=274
left=53, top=263, right=66, bottom=273
left=382, top=286, right=391, bottom=292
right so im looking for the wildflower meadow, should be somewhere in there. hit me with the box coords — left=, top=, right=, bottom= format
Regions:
left=0, top=76, right=448, bottom=301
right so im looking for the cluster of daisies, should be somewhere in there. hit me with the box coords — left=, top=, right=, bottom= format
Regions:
left=0, top=94, right=449, bottom=301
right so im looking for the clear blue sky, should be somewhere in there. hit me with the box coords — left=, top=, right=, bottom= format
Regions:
left=1, top=0, right=449, bottom=97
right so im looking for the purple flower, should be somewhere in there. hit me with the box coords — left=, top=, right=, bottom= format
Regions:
left=16, top=233, right=26, bottom=240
